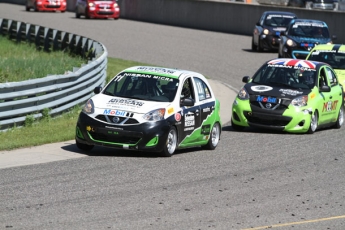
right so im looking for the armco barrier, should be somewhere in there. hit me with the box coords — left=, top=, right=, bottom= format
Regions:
left=0, top=18, right=107, bottom=130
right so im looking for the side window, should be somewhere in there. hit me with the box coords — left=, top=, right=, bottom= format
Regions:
left=325, top=67, right=338, bottom=87
left=318, top=68, right=328, bottom=88
left=181, top=78, right=194, bottom=100
left=194, top=77, right=211, bottom=101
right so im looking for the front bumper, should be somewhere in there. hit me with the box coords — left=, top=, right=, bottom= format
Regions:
left=232, top=98, right=313, bottom=133
left=87, top=7, right=120, bottom=18
left=76, top=112, right=170, bottom=152
left=36, top=3, right=66, bottom=11
left=260, top=34, right=280, bottom=50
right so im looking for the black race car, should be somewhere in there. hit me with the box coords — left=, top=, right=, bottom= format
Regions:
left=278, top=18, right=336, bottom=59
left=252, top=11, right=297, bottom=52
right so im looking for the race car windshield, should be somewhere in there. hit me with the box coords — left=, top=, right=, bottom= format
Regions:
left=289, top=25, right=330, bottom=38
left=103, top=72, right=179, bottom=102
left=308, top=52, right=345, bottom=69
left=251, top=64, right=316, bottom=90
left=264, top=15, right=294, bottom=27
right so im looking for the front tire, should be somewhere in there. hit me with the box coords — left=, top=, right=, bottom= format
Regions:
left=76, top=139, right=94, bottom=151
left=333, top=105, right=344, bottom=129
left=160, top=126, right=177, bottom=157
left=307, top=111, right=318, bottom=134
left=251, top=37, right=257, bottom=51
left=202, top=122, right=221, bottom=150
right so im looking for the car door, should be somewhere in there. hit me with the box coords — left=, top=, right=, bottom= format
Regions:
left=317, top=66, right=342, bottom=124
left=192, top=77, right=216, bottom=141
left=178, top=77, right=201, bottom=147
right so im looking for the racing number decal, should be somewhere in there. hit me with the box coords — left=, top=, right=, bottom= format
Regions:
left=322, top=100, right=338, bottom=112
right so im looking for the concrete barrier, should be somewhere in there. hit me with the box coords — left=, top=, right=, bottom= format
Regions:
left=1, top=0, right=344, bottom=43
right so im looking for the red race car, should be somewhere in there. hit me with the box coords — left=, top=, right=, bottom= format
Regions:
left=75, top=0, right=120, bottom=19
left=26, top=0, right=67, bottom=12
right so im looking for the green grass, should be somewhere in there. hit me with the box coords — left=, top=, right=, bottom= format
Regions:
left=0, top=36, right=86, bottom=82
left=0, top=38, right=150, bottom=151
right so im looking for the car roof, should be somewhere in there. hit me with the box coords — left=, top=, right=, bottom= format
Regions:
left=290, top=18, right=327, bottom=25
left=266, top=58, right=325, bottom=69
left=121, top=66, right=205, bottom=80
left=263, top=11, right=296, bottom=16
left=309, top=44, right=345, bottom=52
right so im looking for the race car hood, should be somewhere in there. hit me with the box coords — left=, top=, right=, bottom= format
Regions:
left=92, top=94, right=170, bottom=114
left=288, top=35, right=330, bottom=44
left=245, top=83, right=311, bottom=99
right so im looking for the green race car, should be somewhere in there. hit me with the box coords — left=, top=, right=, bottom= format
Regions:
left=306, top=44, right=345, bottom=102
left=231, top=58, right=344, bottom=133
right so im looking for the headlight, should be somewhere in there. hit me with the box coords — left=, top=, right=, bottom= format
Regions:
left=286, top=39, right=296, bottom=47
left=114, top=3, right=118, bottom=7
left=263, top=29, right=269, bottom=35
left=88, top=2, right=94, bottom=7
left=82, top=99, right=94, bottom=114
left=291, top=95, right=308, bottom=107
left=143, top=108, right=165, bottom=121
left=327, top=41, right=333, bottom=45
left=238, top=87, right=249, bottom=100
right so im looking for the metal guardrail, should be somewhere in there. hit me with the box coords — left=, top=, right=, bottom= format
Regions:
left=0, top=18, right=107, bottom=131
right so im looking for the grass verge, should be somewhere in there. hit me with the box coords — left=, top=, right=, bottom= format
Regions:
left=0, top=37, right=150, bottom=151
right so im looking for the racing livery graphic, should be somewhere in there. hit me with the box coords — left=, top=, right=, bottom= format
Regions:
left=231, top=58, right=344, bottom=134
left=76, top=66, right=221, bottom=157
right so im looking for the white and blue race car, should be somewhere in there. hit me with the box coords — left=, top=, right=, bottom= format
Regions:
left=76, top=66, right=222, bottom=157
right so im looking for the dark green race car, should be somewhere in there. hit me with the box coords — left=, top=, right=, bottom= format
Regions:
left=231, top=58, right=344, bottom=134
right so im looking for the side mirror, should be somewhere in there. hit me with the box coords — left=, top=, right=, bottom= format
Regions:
left=319, top=85, right=331, bottom=92
left=94, top=86, right=102, bottom=94
left=242, top=76, right=250, bottom=83
left=180, top=98, right=195, bottom=107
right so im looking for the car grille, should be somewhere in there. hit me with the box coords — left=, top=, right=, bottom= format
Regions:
left=89, top=133, right=140, bottom=144
left=244, top=111, right=292, bottom=126
left=46, top=5, right=61, bottom=8
left=95, top=115, right=139, bottom=125
left=97, top=11, right=115, bottom=15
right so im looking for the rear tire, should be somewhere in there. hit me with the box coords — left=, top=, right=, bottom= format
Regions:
left=76, top=139, right=94, bottom=151
left=160, top=126, right=177, bottom=157
left=307, top=111, right=318, bottom=134
left=333, top=104, right=344, bottom=129
left=202, top=122, right=220, bottom=150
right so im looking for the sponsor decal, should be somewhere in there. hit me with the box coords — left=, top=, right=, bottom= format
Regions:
left=185, top=113, right=195, bottom=127
left=136, top=66, right=176, bottom=74
left=323, top=100, right=338, bottom=112
left=103, top=109, right=126, bottom=116
left=251, top=85, right=273, bottom=92
left=105, top=126, right=123, bottom=130
left=256, top=95, right=277, bottom=103
left=175, top=113, right=181, bottom=122
left=107, top=98, right=144, bottom=107
left=168, top=107, right=174, bottom=115
left=279, top=89, right=303, bottom=96
left=184, top=127, right=194, bottom=131
left=202, top=107, right=211, bottom=113
left=107, top=131, right=119, bottom=135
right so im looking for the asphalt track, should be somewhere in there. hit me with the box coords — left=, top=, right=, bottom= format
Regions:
left=1, top=3, right=345, bottom=230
